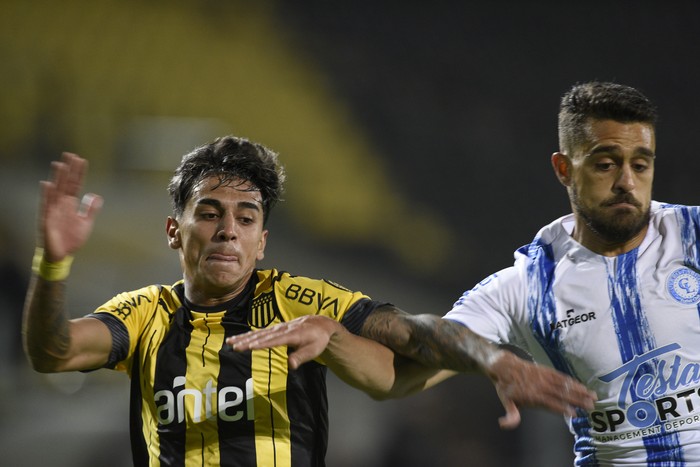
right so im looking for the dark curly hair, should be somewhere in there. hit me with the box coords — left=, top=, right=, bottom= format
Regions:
left=168, top=135, right=286, bottom=225
left=558, top=82, right=658, bottom=155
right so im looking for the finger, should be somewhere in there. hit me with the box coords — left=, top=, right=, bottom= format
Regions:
left=227, top=334, right=266, bottom=350
left=288, top=354, right=302, bottom=370
left=79, top=193, right=103, bottom=219
left=226, top=332, right=260, bottom=350
left=565, top=387, right=597, bottom=410
left=44, top=161, right=64, bottom=205
left=226, top=329, right=257, bottom=342
left=51, top=158, right=72, bottom=196
left=61, top=152, right=87, bottom=197
left=38, top=180, right=52, bottom=219
left=549, top=377, right=596, bottom=410
left=228, top=329, right=295, bottom=351
left=530, top=384, right=583, bottom=417
left=497, top=399, right=522, bottom=430
left=287, top=345, right=321, bottom=369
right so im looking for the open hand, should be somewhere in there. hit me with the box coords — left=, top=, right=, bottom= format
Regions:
left=40, top=152, right=103, bottom=261
left=227, top=315, right=342, bottom=369
left=487, top=351, right=596, bottom=429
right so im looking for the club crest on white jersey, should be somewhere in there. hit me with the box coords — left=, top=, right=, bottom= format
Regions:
left=667, top=267, right=700, bottom=305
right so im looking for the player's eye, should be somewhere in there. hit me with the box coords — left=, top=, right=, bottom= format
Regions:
left=595, top=162, right=615, bottom=171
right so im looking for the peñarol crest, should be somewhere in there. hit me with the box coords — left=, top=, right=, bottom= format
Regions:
left=249, top=291, right=277, bottom=328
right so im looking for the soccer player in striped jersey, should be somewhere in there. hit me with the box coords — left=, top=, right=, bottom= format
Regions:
left=23, top=135, right=594, bottom=467
left=233, top=82, right=700, bottom=465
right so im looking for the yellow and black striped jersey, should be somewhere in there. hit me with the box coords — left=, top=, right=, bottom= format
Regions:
left=89, top=268, right=384, bottom=467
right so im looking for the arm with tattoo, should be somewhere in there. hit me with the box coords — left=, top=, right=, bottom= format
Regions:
left=22, top=152, right=110, bottom=373
left=360, top=305, right=502, bottom=373
left=23, top=275, right=72, bottom=371
left=360, top=305, right=597, bottom=429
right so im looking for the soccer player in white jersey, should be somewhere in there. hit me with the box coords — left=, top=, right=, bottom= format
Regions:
left=230, top=81, right=699, bottom=465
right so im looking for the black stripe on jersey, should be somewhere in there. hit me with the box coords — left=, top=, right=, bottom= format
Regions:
left=130, top=344, right=148, bottom=467
left=219, top=290, right=258, bottom=466
left=154, top=304, right=193, bottom=466
left=287, top=362, right=328, bottom=466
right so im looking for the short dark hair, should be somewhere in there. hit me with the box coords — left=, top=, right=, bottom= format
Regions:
left=558, top=82, right=658, bottom=155
left=168, top=135, right=286, bottom=224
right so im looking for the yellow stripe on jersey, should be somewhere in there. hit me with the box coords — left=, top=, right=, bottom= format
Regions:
left=251, top=346, right=291, bottom=467
left=185, top=312, right=227, bottom=467
left=130, top=286, right=182, bottom=466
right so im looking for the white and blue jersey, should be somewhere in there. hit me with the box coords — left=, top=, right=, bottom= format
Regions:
left=445, top=201, right=700, bottom=466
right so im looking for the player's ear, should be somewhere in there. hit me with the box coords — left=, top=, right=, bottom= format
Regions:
left=166, top=217, right=181, bottom=249
left=551, top=152, right=572, bottom=187
left=256, top=230, right=268, bottom=261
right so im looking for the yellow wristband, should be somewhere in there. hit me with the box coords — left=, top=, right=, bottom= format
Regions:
left=32, top=247, right=74, bottom=281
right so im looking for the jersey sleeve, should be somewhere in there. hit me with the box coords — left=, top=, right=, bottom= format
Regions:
left=443, top=265, right=526, bottom=345
left=86, top=284, right=169, bottom=373
left=339, top=298, right=390, bottom=335
left=87, top=313, right=129, bottom=369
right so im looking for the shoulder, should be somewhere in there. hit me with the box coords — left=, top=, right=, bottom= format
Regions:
left=95, top=283, right=181, bottom=318
left=651, top=201, right=700, bottom=217
left=453, top=265, right=523, bottom=308
left=106, top=284, right=167, bottom=306
left=255, top=268, right=369, bottom=319
left=256, top=268, right=361, bottom=296
left=514, top=215, right=571, bottom=264
left=649, top=201, right=700, bottom=231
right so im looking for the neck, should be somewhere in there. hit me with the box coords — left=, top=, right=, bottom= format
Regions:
left=184, top=275, right=252, bottom=308
left=571, top=220, right=648, bottom=256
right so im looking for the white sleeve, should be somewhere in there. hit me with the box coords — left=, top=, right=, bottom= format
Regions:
left=443, top=265, right=527, bottom=346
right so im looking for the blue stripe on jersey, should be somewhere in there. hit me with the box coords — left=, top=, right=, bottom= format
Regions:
left=607, top=251, right=655, bottom=362
left=572, top=414, right=598, bottom=466
left=676, top=206, right=700, bottom=467
left=677, top=206, right=700, bottom=271
left=524, top=238, right=598, bottom=465
left=679, top=208, right=700, bottom=338
left=524, top=239, right=576, bottom=376
left=608, top=249, right=683, bottom=464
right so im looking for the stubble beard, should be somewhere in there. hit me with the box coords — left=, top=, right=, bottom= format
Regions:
left=571, top=187, right=651, bottom=244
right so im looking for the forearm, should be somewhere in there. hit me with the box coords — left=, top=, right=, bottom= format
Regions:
left=22, top=274, right=72, bottom=372
left=319, top=321, right=399, bottom=399
left=361, top=306, right=503, bottom=375
left=321, top=323, right=457, bottom=400
left=225, top=313, right=458, bottom=399
left=361, top=307, right=598, bottom=426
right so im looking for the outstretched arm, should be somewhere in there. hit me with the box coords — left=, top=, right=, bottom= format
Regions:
left=226, top=315, right=448, bottom=400
left=228, top=306, right=596, bottom=429
left=22, top=152, right=111, bottom=373
left=361, top=305, right=596, bottom=428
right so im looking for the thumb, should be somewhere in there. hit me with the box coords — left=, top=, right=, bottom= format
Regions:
left=498, top=399, right=522, bottom=430
left=80, top=193, right=103, bottom=219
left=287, top=346, right=318, bottom=370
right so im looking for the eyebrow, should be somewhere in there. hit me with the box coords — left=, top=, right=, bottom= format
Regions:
left=586, top=145, right=656, bottom=159
left=196, top=198, right=262, bottom=212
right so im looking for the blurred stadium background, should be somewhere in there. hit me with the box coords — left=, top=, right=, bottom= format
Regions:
left=2, top=1, right=700, bottom=465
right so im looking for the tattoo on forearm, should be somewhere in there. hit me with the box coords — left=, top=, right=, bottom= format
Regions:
left=24, top=276, right=71, bottom=363
left=362, top=307, right=501, bottom=373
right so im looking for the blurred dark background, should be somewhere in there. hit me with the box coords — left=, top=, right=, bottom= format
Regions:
left=2, top=1, right=699, bottom=466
